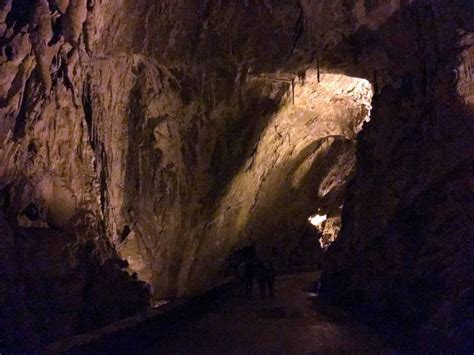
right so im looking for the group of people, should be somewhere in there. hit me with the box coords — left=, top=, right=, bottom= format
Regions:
left=237, top=257, right=275, bottom=299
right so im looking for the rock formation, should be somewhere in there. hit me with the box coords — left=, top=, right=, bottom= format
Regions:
left=318, top=1, right=474, bottom=351
left=0, top=0, right=472, bottom=351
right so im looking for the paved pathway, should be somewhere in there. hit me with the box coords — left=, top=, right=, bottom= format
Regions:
left=143, top=271, right=389, bottom=354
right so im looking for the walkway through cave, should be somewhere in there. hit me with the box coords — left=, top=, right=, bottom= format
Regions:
left=64, top=271, right=389, bottom=354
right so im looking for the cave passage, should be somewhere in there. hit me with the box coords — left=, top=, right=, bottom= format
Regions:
left=1, top=0, right=472, bottom=352
left=54, top=271, right=388, bottom=353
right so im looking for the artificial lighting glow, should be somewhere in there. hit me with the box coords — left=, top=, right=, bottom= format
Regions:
left=308, top=213, right=327, bottom=228
left=152, top=299, right=169, bottom=309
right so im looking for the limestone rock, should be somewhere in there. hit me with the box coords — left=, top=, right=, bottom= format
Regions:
left=0, top=0, right=472, bottom=351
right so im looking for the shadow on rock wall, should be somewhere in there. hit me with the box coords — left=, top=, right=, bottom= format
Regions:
left=319, top=1, right=474, bottom=351
left=244, top=136, right=355, bottom=266
left=0, top=190, right=150, bottom=352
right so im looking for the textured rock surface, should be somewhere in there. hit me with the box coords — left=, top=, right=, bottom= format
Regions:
left=0, top=0, right=369, bottom=299
left=315, top=1, right=474, bottom=352
left=0, top=191, right=150, bottom=350
left=0, top=1, right=370, bottom=348
left=0, top=0, right=472, bottom=351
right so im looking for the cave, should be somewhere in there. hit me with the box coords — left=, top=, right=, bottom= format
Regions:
left=0, top=0, right=473, bottom=353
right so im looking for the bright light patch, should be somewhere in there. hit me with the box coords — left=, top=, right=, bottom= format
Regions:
left=308, top=213, right=327, bottom=228
left=152, top=299, right=169, bottom=309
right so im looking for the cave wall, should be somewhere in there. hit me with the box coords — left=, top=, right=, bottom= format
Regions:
left=0, top=191, right=151, bottom=350
left=309, top=0, right=474, bottom=351
left=0, top=0, right=369, bottom=302
left=181, top=71, right=372, bottom=294
left=0, top=1, right=371, bottom=347
left=0, top=0, right=297, bottom=304
left=0, top=0, right=473, bottom=350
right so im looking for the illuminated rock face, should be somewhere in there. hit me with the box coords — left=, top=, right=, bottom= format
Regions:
left=0, top=0, right=472, bottom=350
left=0, top=2, right=372, bottom=347
left=191, top=72, right=372, bottom=292
left=0, top=1, right=371, bottom=301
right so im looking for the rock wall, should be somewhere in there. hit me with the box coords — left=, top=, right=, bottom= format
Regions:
left=0, top=190, right=150, bottom=350
left=311, top=0, right=474, bottom=351
left=0, top=1, right=372, bottom=347
left=0, top=0, right=368, bottom=298
left=0, top=0, right=472, bottom=351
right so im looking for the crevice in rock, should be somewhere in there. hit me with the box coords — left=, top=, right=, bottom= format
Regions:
left=5, top=0, right=32, bottom=32
left=12, top=73, right=35, bottom=140
left=21, top=202, right=39, bottom=221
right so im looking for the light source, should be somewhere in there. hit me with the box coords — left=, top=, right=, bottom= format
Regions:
left=308, top=213, right=327, bottom=229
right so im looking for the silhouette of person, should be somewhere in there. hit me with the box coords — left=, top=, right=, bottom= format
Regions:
left=264, top=260, right=275, bottom=298
left=254, top=259, right=266, bottom=299
left=297, top=69, right=306, bottom=85
left=244, top=260, right=255, bottom=296
left=254, top=259, right=275, bottom=299
left=237, top=260, right=248, bottom=296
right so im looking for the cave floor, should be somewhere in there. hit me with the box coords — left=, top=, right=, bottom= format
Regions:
left=154, top=272, right=387, bottom=353
left=69, top=271, right=390, bottom=354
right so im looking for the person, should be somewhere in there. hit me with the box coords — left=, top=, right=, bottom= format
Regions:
left=264, top=260, right=275, bottom=298
left=244, top=259, right=255, bottom=297
left=255, top=259, right=276, bottom=299
left=237, top=260, right=248, bottom=296
left=297, top=69, right=306, bottom=85
left=254, top=259, right=266, bottom=299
